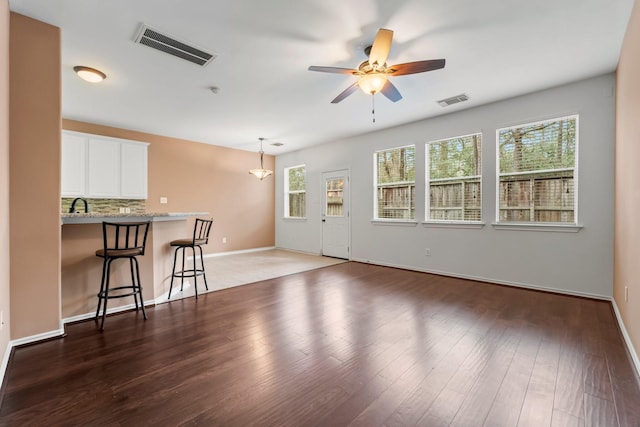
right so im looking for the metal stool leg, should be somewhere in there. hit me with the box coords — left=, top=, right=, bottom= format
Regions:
left=133, top=257, right=147, bottom=320
left=129, top=258, right=139, bottom=311
left=198, top=245, right=209, bottom=291
left=180, top=246, right=186, bottom=292
left=168, top=246, right=179, bottom=299
left=95, top=257, right=108, bottom=320
left=100, top=258, right=114, bottom=331
left=192, top=246, right=198, bottom=299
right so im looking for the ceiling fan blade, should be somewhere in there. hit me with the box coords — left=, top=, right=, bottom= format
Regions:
left=368, top=28, right=393, bottom=67
left=387, top=59, right=446, bottom=76
left=308, top=66, right=358, bottom=75
left=331, top=82, right=359, bottom=103
left=380, top=80, right=402, bottom=102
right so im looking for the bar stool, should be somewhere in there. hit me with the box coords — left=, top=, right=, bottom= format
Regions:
left=168, top=218, right=213, bottom=300
left=95, top=221, right=150, bottom=330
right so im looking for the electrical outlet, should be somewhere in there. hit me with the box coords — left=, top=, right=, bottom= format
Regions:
left=625, top=286, right=629, bottom=302
left=160, top=197, right=168, bottom=204
left=425, top=248, right=431, bottom=256
left=222, top=237, right=227, bottom=244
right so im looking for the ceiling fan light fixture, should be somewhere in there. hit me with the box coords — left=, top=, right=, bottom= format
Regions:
left=73, top=66, right=106, bottom=83
left=358, top=73, right=387, bottom=95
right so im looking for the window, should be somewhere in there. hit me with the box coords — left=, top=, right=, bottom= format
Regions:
left=374, top=145, right=415, bottom=220
left=325, top=178, right=344, bottom=217
left=497, top=115, right=577, bottom=224
left=426, top=133, right=482, bottom=222
left=284, top=165, right=306, bottom=218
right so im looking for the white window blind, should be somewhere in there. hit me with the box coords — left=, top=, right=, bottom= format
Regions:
left=497, top=115, right=577, bottom=224
left=374, top=145, right=415, bottom=220
left=284, top=165, right=306, bottom=218
left=426, top=133, right=482, bottom=222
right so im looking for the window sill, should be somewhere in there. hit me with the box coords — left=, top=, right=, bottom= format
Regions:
left=491, top=222, right=583, bottom=232
left=371, top=219, right=418, bottom=227
left=283, top=217, right=307, bottom=222
left=422, top=221, right=485, bottom=229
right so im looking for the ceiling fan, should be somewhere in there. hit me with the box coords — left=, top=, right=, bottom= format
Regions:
left=308, top=28, right=445, bottom=104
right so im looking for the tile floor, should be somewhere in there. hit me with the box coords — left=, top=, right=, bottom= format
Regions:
left=160, top=248, right=347, bottom=302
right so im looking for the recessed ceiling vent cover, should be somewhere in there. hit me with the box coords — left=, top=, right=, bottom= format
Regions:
left=437, top=93, right=469, bottom=107
left=133, top=24, right=217, bottom=67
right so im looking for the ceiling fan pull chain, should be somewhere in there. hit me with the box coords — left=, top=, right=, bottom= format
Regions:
left=372, top=94, right=376, bottom=123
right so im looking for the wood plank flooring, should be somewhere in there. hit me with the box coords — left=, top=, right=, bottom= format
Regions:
left=1, top=262, right=639, bottom=426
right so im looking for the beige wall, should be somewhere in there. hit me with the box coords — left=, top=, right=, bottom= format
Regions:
left=615, top=0, right=640, bottom=360
left=1, top=0, right=11, bottom=363
left=9, top=13, right=61, bottom=339
left=63, top=120, right=275, bottom=253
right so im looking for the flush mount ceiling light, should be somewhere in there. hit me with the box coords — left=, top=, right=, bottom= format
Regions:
left=249, top=138, right=273, bottom=181
left=73, top=66, right=106, bottom=83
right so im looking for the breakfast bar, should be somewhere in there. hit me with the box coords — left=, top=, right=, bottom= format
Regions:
left=61, top=212, right=208, bottom=320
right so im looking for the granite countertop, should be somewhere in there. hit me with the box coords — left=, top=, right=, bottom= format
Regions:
left=61, top=212, right=210, bottom=224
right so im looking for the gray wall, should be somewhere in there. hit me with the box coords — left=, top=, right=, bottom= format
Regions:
left=276, top=73, right=614, bottom=298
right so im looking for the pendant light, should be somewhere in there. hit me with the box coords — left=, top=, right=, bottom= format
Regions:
left=249, top=137, right=273, bottom=180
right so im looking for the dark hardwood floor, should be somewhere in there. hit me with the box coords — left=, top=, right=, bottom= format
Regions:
left=1, top=262, right=639, bottom=426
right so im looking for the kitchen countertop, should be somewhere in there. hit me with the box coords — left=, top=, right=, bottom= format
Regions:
left=61, top=212, right=210, bottom=225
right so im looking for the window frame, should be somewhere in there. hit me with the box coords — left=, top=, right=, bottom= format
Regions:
left=373, top=144, right=416, bottom=222
left=495, top=115, right=579, bottom=227
left=425, top=132, right=483, bottom=224
left=284, top=164, right=306, bottom=219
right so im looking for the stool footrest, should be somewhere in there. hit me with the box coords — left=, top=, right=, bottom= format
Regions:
left=98, top=285, right=143, bottom=299
left=172, top=269, right=205, bottom=279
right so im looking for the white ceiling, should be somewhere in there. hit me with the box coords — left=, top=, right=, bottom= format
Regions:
left=9, top=0, right=634, bottom=154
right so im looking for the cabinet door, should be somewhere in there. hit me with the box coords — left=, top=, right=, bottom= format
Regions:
left=87, top=138, right=119, bottom=198
left=120, top=142, right=148, bottom=199
left=61, top=133, right=87, bottom=196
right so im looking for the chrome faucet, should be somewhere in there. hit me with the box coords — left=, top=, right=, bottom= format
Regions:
left=69, top=197, right=88, bottom=213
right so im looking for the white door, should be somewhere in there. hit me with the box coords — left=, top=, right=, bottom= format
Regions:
left=322, top=170, right=350, bottom=259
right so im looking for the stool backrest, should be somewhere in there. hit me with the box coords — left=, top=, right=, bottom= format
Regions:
left=193, top=218, right=213, bottom=244
left=102, top=221, right=151, bottom=255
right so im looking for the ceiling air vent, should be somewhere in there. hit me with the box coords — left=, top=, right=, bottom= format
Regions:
left=133, top=24, right=217, bottom=67
left=437, top=93, right=469, bottom=107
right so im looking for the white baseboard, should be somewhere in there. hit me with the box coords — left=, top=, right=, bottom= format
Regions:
left=1, top=340, right=12, bottom=390
left=62, top=299, right=156, bottom=325
left=351, top=258, right=612, bottom=300
left=202, top=246, right=276, bottom=259
left=274, top=247, right=323, bottom=257
left=611, top=299, right=640, bottom=377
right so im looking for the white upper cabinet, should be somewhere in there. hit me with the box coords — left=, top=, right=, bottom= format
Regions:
left=61, top=133, right=87, bottom=197
left=61, top=131, right=149, bottom=199
left=120, top=141, right=148, bottom=198
left=88, top=137, right=120, bottom=197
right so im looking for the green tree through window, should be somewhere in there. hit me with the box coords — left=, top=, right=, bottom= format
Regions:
left=497, top=116, right=577, bottom=223
left=285, top=165, right=306, bottom=218
left=427, top=133, right=482, bottom=221
left=375, top=145, right=415, bottom=219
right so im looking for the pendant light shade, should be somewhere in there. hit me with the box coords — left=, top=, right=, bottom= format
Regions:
left=249, top=138, right=273, bottom=180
